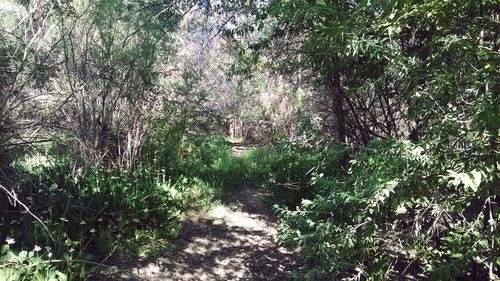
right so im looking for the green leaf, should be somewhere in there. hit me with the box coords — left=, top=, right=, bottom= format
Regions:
left=395, top=204, right=407, bottom=214
left=469, top=170, right=482, bottom=191
left=56, top=271, right=68, bottom=281
left=306, top=219, right=315, bottom=229
left=18, top=250, right=27, bottom=260
left=478, top=239, right=488, bottom=249
left=447, top=169, right=482, bottom=191
left=1, top=245, right=9, bottom=255
left=301, top=199, right=314, bottom=207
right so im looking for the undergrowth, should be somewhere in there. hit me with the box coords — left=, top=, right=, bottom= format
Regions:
left=3, top=129, right=497, bottom=280
left=244, top=136, right=499, bottom=280
left=0, top=131, right=242, bottom=280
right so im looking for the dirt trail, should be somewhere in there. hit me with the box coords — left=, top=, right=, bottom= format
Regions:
left=94, top=145, right=303, bottom=280
left=230, top=143, right=259, bottom=157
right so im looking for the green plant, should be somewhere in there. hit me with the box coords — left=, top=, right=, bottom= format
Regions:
left=0, top=244, right=67, bottom=281
left=273, top=139, right=498, bottom=279
left=243, top=135, right=348, bottom=206
left=2, top=133, right=239, bottom=279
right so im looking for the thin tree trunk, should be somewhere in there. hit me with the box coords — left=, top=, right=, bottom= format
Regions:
left=328, top=72, right=347, bottom=144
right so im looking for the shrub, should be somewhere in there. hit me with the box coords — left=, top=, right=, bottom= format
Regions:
left=273, top=139, right=498, bottom=279
left=244, top=135, right=348, bottom=206
left=0, top=244, right=67, bottom=281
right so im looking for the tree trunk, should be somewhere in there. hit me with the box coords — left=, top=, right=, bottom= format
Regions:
left=328, top=72, right=347, bottom=144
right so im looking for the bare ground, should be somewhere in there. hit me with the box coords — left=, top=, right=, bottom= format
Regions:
left=91, top=181, right=303, bottom=280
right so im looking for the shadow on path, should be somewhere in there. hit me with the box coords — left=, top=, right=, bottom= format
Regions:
left=93, top=184, right=303, bottom=280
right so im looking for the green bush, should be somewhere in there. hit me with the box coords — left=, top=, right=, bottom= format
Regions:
left=244, top=135, right=348, bottom=206
left=145, top=126, right=246, bottom=189
left=0, top=244, right=67, bottom=281
left=273, top=139, right=498, bottom=280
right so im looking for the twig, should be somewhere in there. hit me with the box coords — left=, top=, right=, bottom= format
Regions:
left=0, top=184, right=55, bottom=241
left=90, top=244, right=118, bottom=273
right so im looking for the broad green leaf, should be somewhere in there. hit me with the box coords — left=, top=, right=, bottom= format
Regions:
left=1, top=245, right=9, bottom=255
left=18, top=250, right=27, bottom=260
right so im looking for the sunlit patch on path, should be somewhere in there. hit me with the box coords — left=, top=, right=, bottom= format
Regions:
left=230, top=143, right=259, bottom=157
left=94, top=184, right=303, bottom=281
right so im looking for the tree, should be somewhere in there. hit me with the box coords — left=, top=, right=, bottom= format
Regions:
left=244, top=0, right=500, bottom=278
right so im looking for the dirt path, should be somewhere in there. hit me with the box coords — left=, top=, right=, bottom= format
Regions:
left=230, top=143, right=259, bottom=157
left=94, top=145, right=303, bottom=280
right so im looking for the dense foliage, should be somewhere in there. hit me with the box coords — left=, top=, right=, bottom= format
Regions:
left=0, top=0, right=498, bottom=280
left=236, top=0, right=500, bottom=279
left=1, top=131, right=239, bottom=279
left=262, top=138, right=497, bottom=279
